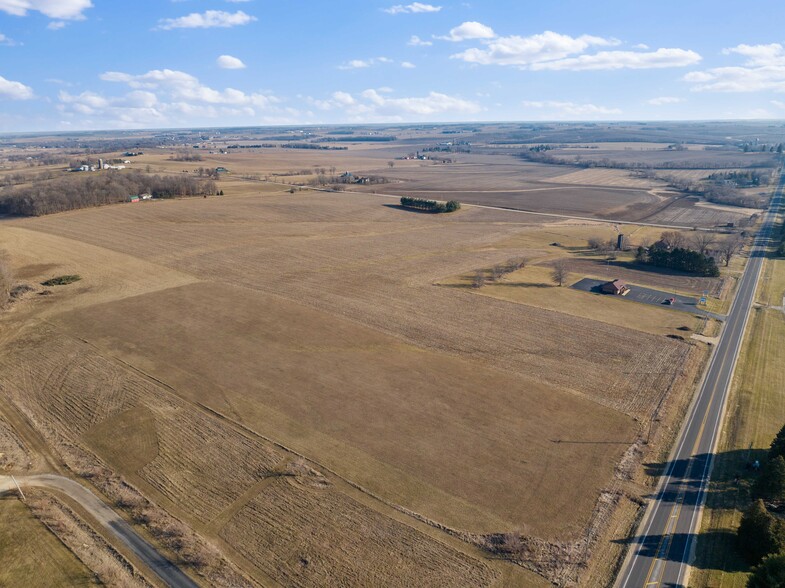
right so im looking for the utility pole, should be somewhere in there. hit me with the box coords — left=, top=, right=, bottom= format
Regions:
left=11, top=475, right=25, bottom=501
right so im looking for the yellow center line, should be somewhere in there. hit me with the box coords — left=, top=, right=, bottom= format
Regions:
left=641, top=355, right=728, bottom=586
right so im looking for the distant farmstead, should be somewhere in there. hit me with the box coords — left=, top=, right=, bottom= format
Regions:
left=601, top=279, right=630, bottom=296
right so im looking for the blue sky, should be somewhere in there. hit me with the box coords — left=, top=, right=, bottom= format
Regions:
left=2, top=0, right=785, bottom=131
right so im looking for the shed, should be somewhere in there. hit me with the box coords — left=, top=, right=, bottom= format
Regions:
left=600, top=279, right=630, bottom=296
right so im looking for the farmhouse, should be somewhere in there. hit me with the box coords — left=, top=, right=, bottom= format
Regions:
left=601, top=279, right=630, bottom=296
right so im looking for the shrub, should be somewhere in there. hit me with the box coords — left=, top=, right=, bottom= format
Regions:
left=41, top=275, right=81, bottom=286
left=748, top=553, right=785, bottom=588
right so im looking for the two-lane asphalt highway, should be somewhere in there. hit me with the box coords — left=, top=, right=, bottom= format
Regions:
left=616, top=171, right=785, bottom=588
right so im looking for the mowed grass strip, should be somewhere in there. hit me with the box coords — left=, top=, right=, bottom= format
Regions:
left=691, top=256, right=785, bottom=588
left=0, top=497, right=99, bottom=587
left=443, top=264, right=701, bottom=337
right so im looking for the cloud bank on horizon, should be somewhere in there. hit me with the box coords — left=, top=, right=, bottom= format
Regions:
left=0, top=0, right=784, bottom=131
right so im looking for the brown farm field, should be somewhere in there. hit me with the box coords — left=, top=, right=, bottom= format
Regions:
left=0, top=177, right=714, bottom=585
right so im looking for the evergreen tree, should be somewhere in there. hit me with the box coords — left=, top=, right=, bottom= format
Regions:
left=754, top=456, right=785, bottom=501
left=748, top=553, right=785, bottom=588
left=769, top=424, right=785, bottom=461
left=738, top=500, right=782, bottom=564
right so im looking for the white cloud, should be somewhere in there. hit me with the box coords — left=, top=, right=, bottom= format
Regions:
left=530, top=48, right=701, bottom=71
left=408, top=35, right=432, bottom=47
left=647, top=96, right=684, bottom=106
left=58, top=69, right=285, bottom=128
left=0, top=32, right=15, bottom=45
left=437, top=21, right=495, bottom=42
left=451, top=30, right=699, bottom=71
left=217, top=54, right=246, bottom=69
left=338, top=57, right=393, bottom=70
left=685, top=43, right=785, bottom=92
left=722, top=43, right=785, bottom=66
left=522, top=100, right=621, bottom=119
left=47, top=21, right=67, bottom=30
left=0, top=75, right=34, bottom=100
left=383, top=3, right=441, bottom=14
left=0, top=0, right=92, bottom=19
left=452, top=31, right=615, bottom=65
left=100, top=68, right=277, bottom=108
left=157, top=10, right=256, bottom=30
left=311, top=88, right=481, bottom=121
left=401, top=61, right=416, bottom=68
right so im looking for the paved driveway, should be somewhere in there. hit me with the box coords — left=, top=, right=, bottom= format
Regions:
left=571, top=278, right=723, bottom=319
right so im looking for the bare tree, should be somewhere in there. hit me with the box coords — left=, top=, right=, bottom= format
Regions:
left=691, top=232, right=716, bottom=255
left=660, top=230, right=687, bottom=249
left=491, top=264, right=505, bottom=282
left=471, top=270, right=485, bottom=289
left=719, top=234, right=745, bottom=266
left=388, top=161, right=395, bottom=169
left=0, top=252, right=12, bottom=307
left=552, top=260, right=569, bottom=287
left=587, top=236, right=604, bottom=250
left=513, top=256, right=528, bottom=270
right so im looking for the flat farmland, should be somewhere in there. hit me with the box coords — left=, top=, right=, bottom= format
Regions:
left=549, top=148, right=778, bottom=168
left=537, top=167, right=657, bottom=188
left=0, top=186, right=698, bottom=584
left=643, top=197, right=755, bottom=227
left=13, top=192, right=688, bottom=419
left=221, top=477, right=500, bottom=588
left=349, top=159, right=667, bottom=220
left=0, top=326, right=508, bottom=587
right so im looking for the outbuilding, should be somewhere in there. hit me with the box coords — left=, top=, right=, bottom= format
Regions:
left=601, top=279, right=630, bottom=296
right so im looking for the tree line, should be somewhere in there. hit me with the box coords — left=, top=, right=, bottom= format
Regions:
left=400, top=196, right=461, bottom=213
left=635, top=245, right=720, bottom=276
left=737, top=425, right=785, bottom=586
left=0, top=171, right=216, bottom=216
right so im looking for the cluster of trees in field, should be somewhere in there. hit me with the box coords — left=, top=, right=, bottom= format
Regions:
left=640, top=246, right=721, bottom=276
left=400, top=196, right=461, bottom=213
left=281, top=142, right=347, bottom=151
left=472, top=257, right=528, bottom=288
left=707, top=170, right=773, bottom=187
left=169, top=150, right=203, bottom=162
left=634, top=239, right=720, bottom=276
left=736, top=425, right=785, bottom=586
left=0, top=171, right=216, bottom=216
left=740, top=142, right=784, bottom=153
left=318, top=135, right=397, bottom=142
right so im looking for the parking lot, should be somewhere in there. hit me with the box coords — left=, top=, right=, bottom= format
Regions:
left=571, top=278, right=722, bottom=319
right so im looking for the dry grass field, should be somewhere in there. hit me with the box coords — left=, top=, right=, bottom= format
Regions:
left=538, top=167, right=657, bottom=189
left=0, top=178, right=709, bottom=585
left=0, top=496, right=99, bottom=587
left=221, top=477, right=499, bottom=588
